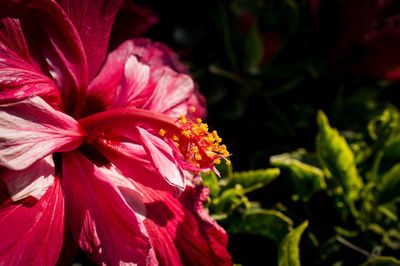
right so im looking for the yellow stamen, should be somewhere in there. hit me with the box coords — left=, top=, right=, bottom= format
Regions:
left=159, top=129, right=166, bottom=137
left=191, top=145, right=199, bottom=153
left=172, top=114, right=230, bottom=170
left=213, top=158, right=221, bottom=165
left=181, top=130, right=191, bottom=138
left=180, top=114, right=187, bottom=124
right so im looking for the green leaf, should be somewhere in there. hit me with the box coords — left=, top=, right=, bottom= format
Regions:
left=216, top=159, right=234, bottom=178
left=212, top=186, right=246, bottom=214
left=244, top=24, right=264, bottom=73
left=360, top=256, right=400, bottom=266
left=271, top=150, right=326, bottom=200
left=202, top=171, right=221, bottom=198
left=384, top=137, right=400, bottom=160
left=334, top=226, right=358, bottom=238
left=229, top=208, right=293, bottom=243
left=377, top=206, right=398, bottom=222
left=278, top=220, right=309, bottom=266
left=224, top=168, right=280, bottom=192
left=316, top=111, right=363, bottom=203
left=377, top=163, right=400, bottom=204
left=368, top=107, right=400, bottom=142
left=367, top=108, right=400, bottom=179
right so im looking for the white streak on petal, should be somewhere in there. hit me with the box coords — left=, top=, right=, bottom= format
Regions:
left=2, top=155, right=55, bottom=201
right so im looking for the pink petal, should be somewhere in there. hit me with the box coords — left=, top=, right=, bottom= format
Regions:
left=0, top=177, right=65, bottom=265
left=142, top=66, right=204, bottom=117
left=100, top=166, right=147, bottom=221
left=1, top=0, right=89, bottom=115
left=85, top=39, right=206, bottom=118
left=0, top=96, right=85, bottom=170
left=137, top=126, right=185, bottom=192
left=123, top=38, right=189, bottom=73
left=134, top=181, right=232, bottom=265
left=0, top=18, right=62, bottom=107
left=56, top=0, right=123, bottom=82
left=62, top=151, right=150, bottom=265
left=113, top=55, right=150, bottom=108
left=96, top=136, right=184, bottom=195
left=2, top=155, right=55, bottom=201
left=0, top=17, right=31, bottom=63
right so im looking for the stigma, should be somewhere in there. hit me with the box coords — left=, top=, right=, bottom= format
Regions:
left=159, top=114, right=230, bottom=171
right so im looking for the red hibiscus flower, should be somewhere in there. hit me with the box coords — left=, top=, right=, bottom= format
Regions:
left=0, top=0, right=232, bottom=265
left=315, top=0, right=400, bottom=80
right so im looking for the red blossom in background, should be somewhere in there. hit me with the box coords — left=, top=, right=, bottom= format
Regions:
left=111, top=1, right=159, bottom=47
left=316, top=0, right=400, bottom=80
left=0, top=0, right=231, bottom=265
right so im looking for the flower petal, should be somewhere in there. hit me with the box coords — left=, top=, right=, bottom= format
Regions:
left=56, top=0, right=123, bottom=81
left=142, top=66, right=204, bottom=118
left=2, top=155, right=55, bottom=201
left=113, top=55, right=151, bottom=108
left=122, top=38, right=189, bottom=73
left=62, top=151, right=150, bottom=265
left=96, top=126, right=185, bottom=195
left=0, top=18, right=62, bottom=107
left=100, top=166, right=147, bottom=221
left=85, top=39, right=206, bottom=118
left=0, top=176, right=64, bottom=265
left=0, top=96, right=85, bottom=170
left=133, top=181, right=232, bottom=265
left=96, top=136, right=184, bottom=196
left=137, top=126, right=185, bottom=192
left=1, top=0, right=89, bottom=115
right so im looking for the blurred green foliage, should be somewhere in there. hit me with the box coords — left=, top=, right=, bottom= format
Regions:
left=203, top=110, right=400, bottom=265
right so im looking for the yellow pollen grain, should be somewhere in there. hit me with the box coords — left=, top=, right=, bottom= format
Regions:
left=191, top=124, right=200, bottom=135
left=181, top=130, right=191, bottom=138
left=226, top=159, right=231, bottom=166
left=191, top=145, right=199, bottom=153
left=201, top=124, right=209, bottom=132
left=206, top=134, right=215, bottom=143
left=189, top=106, right=196, bottom=113
left=159, top=129, right=166, bottom=137
left=172, top=135, right=179, bottom=141
left=213, top=158, right=221, bottom=165
left=196, top=118, right=202, bottom=123
left=180, top=114, right=188, bottom=124
left=195, top=154, right=202, bottom=160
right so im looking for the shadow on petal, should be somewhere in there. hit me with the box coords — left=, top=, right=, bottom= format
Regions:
left=145, top=200, right=175, bottom=227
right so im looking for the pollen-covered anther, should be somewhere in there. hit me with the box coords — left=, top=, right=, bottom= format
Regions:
left=213, top=158, right=221, bottom=165
left=180, top=114, right=188, bottom=124
left=171, top=115, right=231, bottom=170
left=159, top=128, right=166, bottom=137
